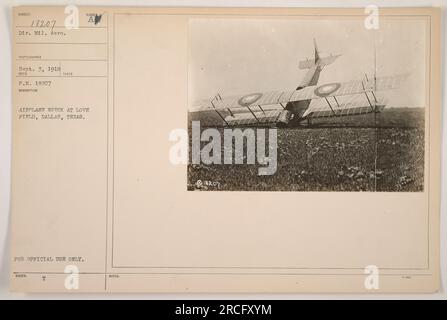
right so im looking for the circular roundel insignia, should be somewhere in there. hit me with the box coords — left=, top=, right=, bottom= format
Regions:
left=238, top=93, right=263, bottom=106
left=314, top=83, right=341, bottom=97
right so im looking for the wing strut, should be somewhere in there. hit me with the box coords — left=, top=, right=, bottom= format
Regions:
left=324, top=97, right=337, bottom=116
left=361, top=80, right=375, bottom=112
left=210, top=98, right=229, bottom=125
left=247, top=106, right=260, bottom=123
left=333, top=96, right=340, bottom=108
left=370, top=91, right=378, bottom=103
left=277, top=92, right=286, bottom=109
left=365, top=73, right=378, bottom=103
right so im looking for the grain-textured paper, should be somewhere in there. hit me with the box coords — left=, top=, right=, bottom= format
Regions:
left=10, top=6, right=441, bottom=292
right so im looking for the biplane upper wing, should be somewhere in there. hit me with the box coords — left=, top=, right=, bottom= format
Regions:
left=192, top=74, right=407, bottom=112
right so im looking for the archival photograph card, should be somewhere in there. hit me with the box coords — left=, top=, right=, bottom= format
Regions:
left=10, top=6, right=441, bottom=293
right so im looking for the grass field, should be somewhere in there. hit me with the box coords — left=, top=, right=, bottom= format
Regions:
left=187, top=108, right=425, bottom=192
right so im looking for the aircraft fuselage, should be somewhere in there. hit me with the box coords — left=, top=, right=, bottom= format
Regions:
left=286, top=64, right=322, bottom=122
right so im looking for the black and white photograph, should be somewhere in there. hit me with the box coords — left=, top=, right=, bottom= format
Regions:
left=2, top=3, right=443, bottom=298
left=188, top=17, right=427, bottom=192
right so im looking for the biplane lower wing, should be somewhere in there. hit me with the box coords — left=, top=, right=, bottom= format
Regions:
left=225, top=109, right=284, bottom=126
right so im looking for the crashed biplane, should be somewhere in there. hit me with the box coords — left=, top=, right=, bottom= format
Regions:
left=189, top=39, right=406, bottom=127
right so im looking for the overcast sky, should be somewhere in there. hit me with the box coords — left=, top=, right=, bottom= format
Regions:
left=189, top=17, right=427, bottom=108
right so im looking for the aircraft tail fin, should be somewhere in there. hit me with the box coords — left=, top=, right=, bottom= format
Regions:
left=314, top=38, right=320, bottom=62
